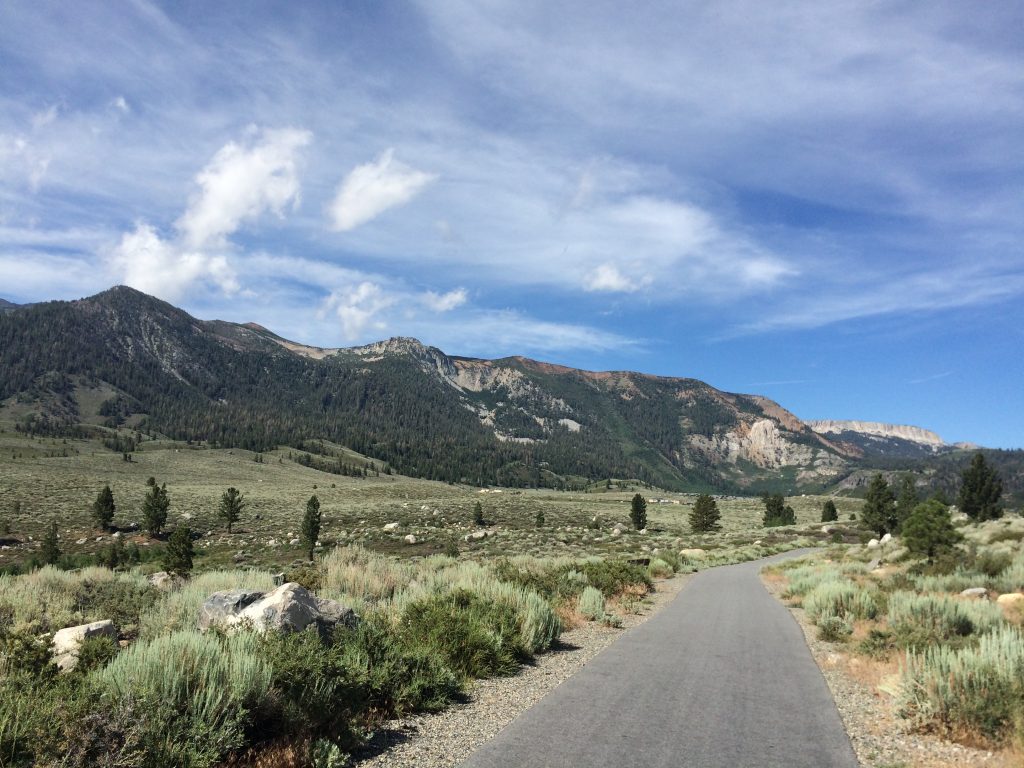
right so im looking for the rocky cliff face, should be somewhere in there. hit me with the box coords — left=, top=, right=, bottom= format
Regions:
left=807, top=420, right=945, bottom=446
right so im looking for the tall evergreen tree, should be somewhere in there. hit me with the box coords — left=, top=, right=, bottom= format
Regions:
left=473, top=501, right=485, bottom=526
left=163, top=525, right=194, bottom=575
left=91, top=484, right=116, bottom=530
left=218, top=487, right=245, bottom=533
left=142, top=478, right=170, bottom=537
left=762, top=493, right=795, bottom=527
left=630, top=493, right=647, bottom=530
left=894, top=474, right=919, bottom=532
left=689, top=493, right=721, bottom=532
left=958, top=452, right=1003, bottom=522
left=821, top=499, right=838, bottom=523
left=860, top=473, right=896, bottom=535
left=41, top=520, right=60, bottom=565
left=301, top=494, right=321, bottom=561
left=902, top=499, right=961, bottom=563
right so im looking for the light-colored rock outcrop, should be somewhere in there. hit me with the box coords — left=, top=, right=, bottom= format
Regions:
left=807, top=420, right=945, bottom=446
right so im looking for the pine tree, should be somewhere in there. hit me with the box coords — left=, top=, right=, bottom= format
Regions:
left=41, top=520, right=60, bottom=565
left=762, top=494, right=795, bottom=527
left=218, top=487, right=245, bottom=533
left=535, top=510, right=545, bottom=527
left=142, top=479, right=170, bottom=537
left=689, top=493, right=721, bottom=532
left=894, top=474, right=919, bottom=532
left=902, top=499, right=961, bottom=563
left=163, top=526, right=194, bottom=575
left=860, top=473, right=895, bottom=535
left=91, top=484, right=116, bottom=530
left=301, top=495, right=321, bottom=561
left=958, top=453, right=1003, bottom=522
left=630, top=493, right=647, bottom=530
left=821, top=499, right=838, bottom=523
left=473, top=501, right=485, bottom=526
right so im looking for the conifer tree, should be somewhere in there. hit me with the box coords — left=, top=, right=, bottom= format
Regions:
left=630, top=493, right=647, bottom=530
left=958, top=452, right=1003, bottom=522
left=762, top=493, right=795, bottom=527
left=218, top=487, right=245, bottom=533
left=821, top=499, right=838, bottom=523
left=41, top=520, right=60, bottom=565
left=860, top=473, right=896, bottom=535
left=142, top=478, right=170, bottom=536
left=163, top=526, right=194, bottom=575
left=689, top=493, right=721, bottom=532
left=92, top=484, right=116, bottom=530
left=301, top=495, right=321, bottom=561
left=894, top=474, right=919, bottom=532
left=902, top=499, right=961, bottom=563
left=473, top=501, right=485, bottom=526
left=535, top=509, right=545, bottom=527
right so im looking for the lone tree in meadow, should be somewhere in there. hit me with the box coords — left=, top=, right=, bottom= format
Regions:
left=902, top=499, right=961, bottom=563
left=41, top=520, right=60, bottom=565
left=92, top=484, right=116, bottom=531
left=535, top=510, right=545, bottom=527
left=860, top=473, right=896, bottom=536
left=958, top=452, right=1003, bottom=522
left=301, top=494, right=321, bottom=561
left=142, top=477, right=170, bottom=537
left=218, top=487, right=245, bottom=533
left=894, top=474, right=919, bottom=532
left=163, top=525, right=194, bottom=575
left=630, top=493, right=647, bottom=530
left=762, top=493, right=795, bottom=527
left=473, top=501, right=485, bottom=526
left=689, top=494, right=721, bottom=533
left=821, top=499, right=838, bottom=523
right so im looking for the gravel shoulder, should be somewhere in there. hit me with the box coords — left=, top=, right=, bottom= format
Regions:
left=349, top=574, right=691, bottom=768
left=761, top=573, right=1011, bottom=768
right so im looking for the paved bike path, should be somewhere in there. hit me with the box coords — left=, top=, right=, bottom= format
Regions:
left=460, top=550, right=858, bottom=768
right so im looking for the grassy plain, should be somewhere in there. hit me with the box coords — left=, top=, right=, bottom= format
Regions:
left=0, top=417, right=862, bottom=572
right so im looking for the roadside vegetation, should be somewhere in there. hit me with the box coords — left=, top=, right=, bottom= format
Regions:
left=768, top=491, right=1024, bottom=751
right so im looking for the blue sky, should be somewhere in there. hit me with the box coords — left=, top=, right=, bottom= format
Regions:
left=1, top=1, right=1022, bottom=447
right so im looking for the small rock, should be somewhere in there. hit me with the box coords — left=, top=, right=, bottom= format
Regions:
left=821, top=526, right=834, bottom=534
left=199, top=583, right=357, bottom=636
left=148, top=571, right=183, bottom=591
left=464, top=530, right=489, bottom=542
left=611, top=528, right=623, bottom=537
left=111, top=531, right=122, bottom=539
left=383, top=522, right=400, bottom=532
left=880, top=533, right=892, bottom=545
left=679, top=548, right=707, bottom=558
left=997, top=593, right=1024, bottom=606
left=52, top=620, right=117, bottom=672
left=75, top=538, right=87, bottom=545
left=404, top=534, right=418, bottom=545
left=867, top=538, right=880, bottom=549
left=960, top=587, right=988, bottom=599
left=289, top=538, right=300, bottom=546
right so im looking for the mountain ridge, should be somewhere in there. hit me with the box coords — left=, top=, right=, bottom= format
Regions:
left=0, top=285, right=1006, bottom=496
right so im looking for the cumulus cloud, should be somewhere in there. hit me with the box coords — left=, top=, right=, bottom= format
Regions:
left=422, top=288, right=467, bottom=312
left=105, top=127, right=310, bottom=301
left=177, top=126, right=311, bottom=248
left=321, top=281, right=397, bottom=340
left=583, top=264, right=640, bottom=293
left=328, top=149, right=437, bottom=231
left=107, top=222, right=239, bottom=300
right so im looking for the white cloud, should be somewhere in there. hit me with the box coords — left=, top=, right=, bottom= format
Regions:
left=111, top=96, right=130, bottom=114
left=422, top=288, right=467, bottom=312
left=177, top=126, right=311, bottom=249
left=102, top=127, right=311, bottom=302
left=583, top=264, right=639, bottom=293
left=328, top=149, right=437, bottom=231
left=321, top=281, right=397, bottom=340
left=107, top=222, right=239, bottom=300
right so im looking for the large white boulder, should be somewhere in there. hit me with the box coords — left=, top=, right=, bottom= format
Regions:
left=51, top=620, right=117, bottom=672
left=199, top=583, right=357, bottom=636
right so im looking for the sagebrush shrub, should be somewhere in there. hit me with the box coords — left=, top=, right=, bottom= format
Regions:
left=577, top=586, right=605, bottom=621
left=803, top=581, right=878, bottom=623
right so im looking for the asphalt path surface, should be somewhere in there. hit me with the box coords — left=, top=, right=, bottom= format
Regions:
left=460, top=549, right=859, bottom=768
